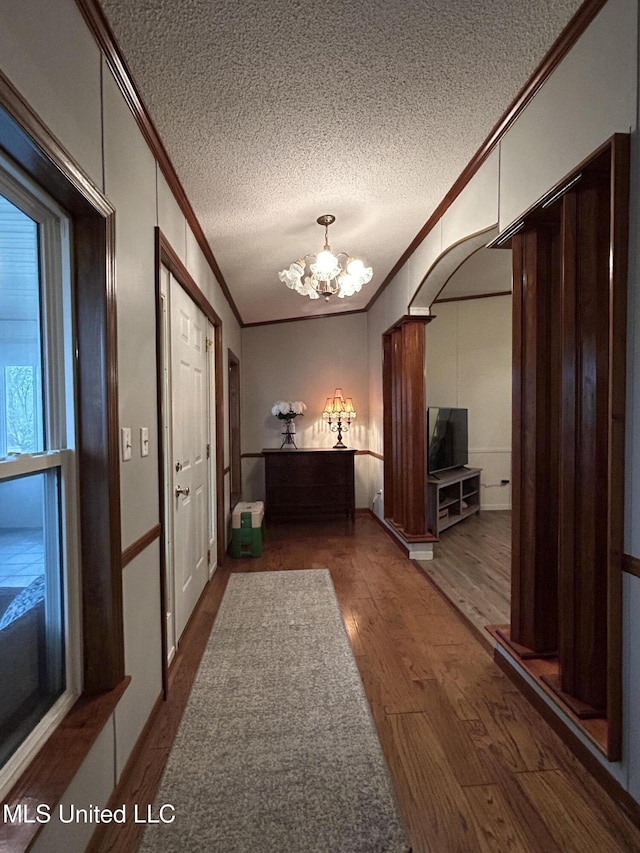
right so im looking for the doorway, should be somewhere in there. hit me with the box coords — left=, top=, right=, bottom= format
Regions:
left=160, top=264, right=214, bottom=661
left=156, top=230, right=225, bottom=682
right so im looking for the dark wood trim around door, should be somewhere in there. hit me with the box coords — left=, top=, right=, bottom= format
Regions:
left=228, top=349, right=241, bottom=508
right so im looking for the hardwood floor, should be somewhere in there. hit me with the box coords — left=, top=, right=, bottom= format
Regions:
left=417, top=509, right=511, bottom=642
left=89, top=515, right=640, bottom=853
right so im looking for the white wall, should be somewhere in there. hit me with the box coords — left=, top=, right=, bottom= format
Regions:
left=427, top=296, right=512, bottom=509
left=499, top=0, right=637, bottom=229
left=0, top=0, right=242, bottom=848
left=241, top=313, right=370, bottom=507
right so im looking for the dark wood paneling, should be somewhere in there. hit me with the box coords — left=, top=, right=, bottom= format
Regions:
left=558, top=175, right=610, bottom=712
left=383, top=318, right=432, bottom=539
left=400, top=321, right=427, bottom=536
left=607, top=134, right=630, bottom=762
left=382, top=333, right=394, bottom=521
left=510, top=225, right=560, bottom=655
left=391, top=329, right=404, bottom=524
left=121, top=523, right=162, bottom=569
left=506, top=136, right=628, bottom=761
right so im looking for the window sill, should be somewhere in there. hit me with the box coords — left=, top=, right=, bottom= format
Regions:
left=0, top=676, right=130, bottom=852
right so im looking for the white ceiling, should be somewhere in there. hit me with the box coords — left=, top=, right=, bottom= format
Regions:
left=97, top=0, right=584, bottom=325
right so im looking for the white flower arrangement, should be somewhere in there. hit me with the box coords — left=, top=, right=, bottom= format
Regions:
left=270, top=400, right=307, bottom=419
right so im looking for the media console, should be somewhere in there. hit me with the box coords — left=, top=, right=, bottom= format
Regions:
left=427, top=466, right=481, bottom=538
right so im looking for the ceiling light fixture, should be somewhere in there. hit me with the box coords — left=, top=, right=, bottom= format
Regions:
left=279, top=215, right=373, bottom=302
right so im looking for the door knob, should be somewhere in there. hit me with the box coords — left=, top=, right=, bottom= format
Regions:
left=175, top=485, right=190, bottom=497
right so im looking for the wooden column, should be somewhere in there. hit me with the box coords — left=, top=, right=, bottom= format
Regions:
left=391, top=328, right=405, bottom=525
left=509, top=224, right=561, bottom=656
left=382, top=316, right=432, bottom=540
left=401, top=320, right=428, bottom=535
left=555, top=162, right=623, bottom=717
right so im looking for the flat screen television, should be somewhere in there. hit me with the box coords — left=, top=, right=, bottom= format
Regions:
left=427, top=407, right=468, bottom=475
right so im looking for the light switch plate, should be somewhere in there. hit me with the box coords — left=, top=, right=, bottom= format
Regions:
left=121, top=427, right=132, bottom=462
left=140, top=427, right=149, bottom=457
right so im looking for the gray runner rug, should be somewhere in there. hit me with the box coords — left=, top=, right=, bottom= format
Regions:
left=140, top=569, right=411, bottom=852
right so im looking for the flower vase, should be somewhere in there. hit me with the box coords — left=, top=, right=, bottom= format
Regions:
left=281, top=417, right=297, bottom=449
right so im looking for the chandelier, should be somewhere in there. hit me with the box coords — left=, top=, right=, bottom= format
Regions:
left=279, top=214, right=373, bottom=301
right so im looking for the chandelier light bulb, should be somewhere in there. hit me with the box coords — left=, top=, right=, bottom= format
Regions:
left=314, top=249, right=339, bottom=278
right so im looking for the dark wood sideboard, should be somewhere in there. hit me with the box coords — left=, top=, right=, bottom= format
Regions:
left=263, top=448, right=356, bottom=521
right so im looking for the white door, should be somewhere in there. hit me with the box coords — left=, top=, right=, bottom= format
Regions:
left=169, top=274, right=209, bottom=641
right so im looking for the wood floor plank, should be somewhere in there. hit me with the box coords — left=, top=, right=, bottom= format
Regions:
left=516, top=769, right=637, bottom=853
left=462, top=784, right=542, bottom=853
left=388, top=711, right=484, bottom=852
left=349, top=598, right=433, bottom=713
left=463, top=689, right=561, bottom=774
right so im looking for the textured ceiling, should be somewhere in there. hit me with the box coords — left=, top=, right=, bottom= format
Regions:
left=98, top=0, right=584, bottom=324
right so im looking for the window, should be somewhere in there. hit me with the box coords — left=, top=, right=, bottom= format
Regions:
left=0, top=154, right=80, bottom=795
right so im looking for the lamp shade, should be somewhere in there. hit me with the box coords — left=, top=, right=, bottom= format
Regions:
left=322, top=397, right=335, bottom=418
left=343, top=397, right=356, bottom=418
